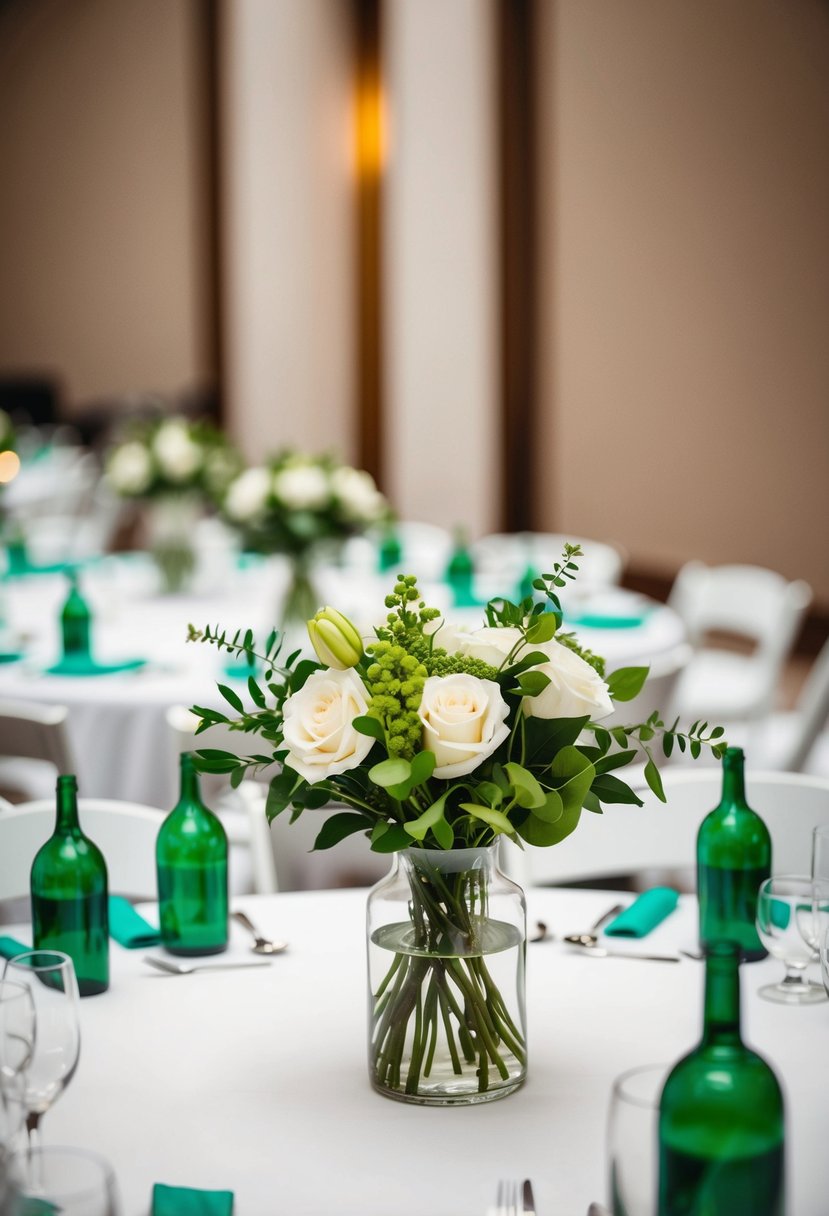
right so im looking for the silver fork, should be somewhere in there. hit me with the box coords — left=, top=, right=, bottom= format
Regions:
left=495, top=1179, right=521, bottom=1216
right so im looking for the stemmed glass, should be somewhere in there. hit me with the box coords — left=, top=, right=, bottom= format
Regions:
left=755, top=876, right=829, bottom=1004
left=812, top=823, right=829, bottom=884
left=0, top=979, right=36, bottom=1156
left=14, top=1146, right=121, bottom=1215
left=0, top=951, right=81, bottom=1171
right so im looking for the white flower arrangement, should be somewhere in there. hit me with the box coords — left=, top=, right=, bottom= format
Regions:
left=105, top=415, right=241, bottom=504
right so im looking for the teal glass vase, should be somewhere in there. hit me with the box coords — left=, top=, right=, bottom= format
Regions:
left=658, top=941, right=785, bottom=1214
left=60, top=569, right=92, bottom=659
left=696, top=747, right=771, bottom=961
left=156, top=753, right=228, bottom=956
left=30, top=775, right=109, bottom=997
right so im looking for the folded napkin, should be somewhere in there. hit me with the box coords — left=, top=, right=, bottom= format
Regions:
left=108, top=896, right=161, bottom=948
left=0, top=935, right=31, bottom=961
left=0, top=651, right=22, bottom=664
left=18, top=1198, right=59, bottom=1215
left=565, top=610, right=648, bottom=630
left=604, top=888, right=679, bottom=938
left=45, top=655, right=146, bottom=677
left=152, top=1183, right=234, bottom=1216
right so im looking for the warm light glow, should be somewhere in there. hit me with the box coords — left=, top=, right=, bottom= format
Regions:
left=0, top=450, right=20, bottom=484
left=355, top=72, right=387, bottom=178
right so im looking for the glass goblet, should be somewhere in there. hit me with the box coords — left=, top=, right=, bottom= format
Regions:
left=755, top=875, right=828, bottom=1004
left=15, top=1146, right=121, bottom=1216
left=607, top=1063, right=667, bottom=1216
left=821, top=923, right=829, bottom=998
left=0, top=951, right=81, bottom=1161
left=812, top=823, right=829, bottom=883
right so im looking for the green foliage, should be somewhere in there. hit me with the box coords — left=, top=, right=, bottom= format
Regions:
left=184, top=549, right=728, bottom=856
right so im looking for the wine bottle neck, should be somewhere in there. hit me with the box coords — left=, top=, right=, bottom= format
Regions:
left=178, top=756, right=202, bottom=806
left=701, top=950, right=742, bottom=1047
left=720, top=748, right=747, bottom=807
left=55, top=776, right=81, bottom=834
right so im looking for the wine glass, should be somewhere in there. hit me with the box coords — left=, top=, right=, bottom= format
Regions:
left=812, top=823, right=829, bottom=884
left=755, top=875, right=829, bottom=1004
left=0, top=980, right=36, bottom=1155
left=606, top=1063, right=667, bottom=1216
left=0, top=952, right=81, bottom=1164
left=12, top=1146, right=121, bottom=1215
left=821, top=923, right=829, bottom=998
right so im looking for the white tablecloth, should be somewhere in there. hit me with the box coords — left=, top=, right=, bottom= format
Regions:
left=0, top=563, right=685, bottom=808
left=5, top=887, right=823, bottom=1216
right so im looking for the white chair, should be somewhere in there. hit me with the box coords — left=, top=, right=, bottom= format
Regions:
left=725, top=637, right=829, bottom=775
left=0, top=798, right=162, bottom=901
left=471, top=532, right=625, bottom=593
left=0, top=699, right=74, bottom=802
left=667, top=561, right=812, bottom=725
left=501, top=768, right=829, bottom=889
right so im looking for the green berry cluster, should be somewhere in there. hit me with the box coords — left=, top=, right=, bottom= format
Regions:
left=376, top=576, right=441, bottom=645
left=555, top=631, right=606, bottom=678
left=425, top=649, right=500, bottom=682
left=365, top=639, right=429, bottom=758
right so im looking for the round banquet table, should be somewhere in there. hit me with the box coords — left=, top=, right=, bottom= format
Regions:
left=0, top=559, right=686, bottom=808
left=3, top=886, right=823, bottom=1216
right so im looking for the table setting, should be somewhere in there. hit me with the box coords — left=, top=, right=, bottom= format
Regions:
left=2, top=539, right=827, bottom=1215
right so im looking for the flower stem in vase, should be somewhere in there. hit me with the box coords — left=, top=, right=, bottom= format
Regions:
left=281, top=557, right=319, bottom=628
left=367, top=847, right=526, bottom=1106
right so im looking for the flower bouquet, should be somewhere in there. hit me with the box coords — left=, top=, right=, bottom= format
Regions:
left=220, top=451, right=389, bottom=625
left=187, top=545, right=725, bottom=1105
left=105, top=416, right=242, bottom=592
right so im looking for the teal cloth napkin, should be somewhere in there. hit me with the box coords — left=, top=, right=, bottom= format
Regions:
left=604, top=888, right=679, bottom=937
left=152, top=1184, right=234, bottom=1216
left=45, top=655, right=146, bottom=677
left=565, top=611, right=648, bottom=630
left=0, top=650, right=22, bottom=664
left=19, top=1198, right=59, bottom=1215
left=0, top=935, right=30, bottom=961
left=108, top=896, right=161, bottom=948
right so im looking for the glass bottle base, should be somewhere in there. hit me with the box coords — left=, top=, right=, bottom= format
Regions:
left=164, top=943, right=228, bottom=958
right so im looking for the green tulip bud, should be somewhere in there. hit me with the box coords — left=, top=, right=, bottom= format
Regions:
left=307, top=606, right=364, bottom=670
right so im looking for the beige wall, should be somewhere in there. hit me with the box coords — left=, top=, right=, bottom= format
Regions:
left=384, top=0, right=500, bottom=537
left=0, top=0, right=211, bottom=409
left=220, top=0, right=356, bottom=463
left=537, top=0, right=829, bottom=605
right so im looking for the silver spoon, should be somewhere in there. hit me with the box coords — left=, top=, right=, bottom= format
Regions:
left=143, top=955, right=272, bottom=976
left=232, top=909, right=289, bottom=955
left=563, top=902, right=625, bottom=948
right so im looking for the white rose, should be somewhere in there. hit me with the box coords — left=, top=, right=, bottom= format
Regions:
left=273, top=465, right=330, bottom=510
left=419, top=674, right=510, bottom=780
left=425, top=620, right=472, bottom=654
left=153, top=422, right=201, bottom=482
left=524, top=639, right=613, bottom=721
left=453, top=626, right=524, bottom=668
left=282, top=668, right=374, bottom=784
left=225, top=467, right=271, bottom=522
left=331, top=466, right=385, bottom=521
left=107, top=441, right=152, bottom=495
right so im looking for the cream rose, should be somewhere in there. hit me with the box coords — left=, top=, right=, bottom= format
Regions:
left=452, top=626, right=523, bottom=667
left=523, top=639, right=613, bottom=721
left=153, top=422, right=201, bottom=482
left=224, top=467, right=271, bottom=522
left=273, top=465, right=330, bottom=510
left=106, top=441, right=152, bottom=495
left=282, top=668, right=374, bottom=784
left=419, top=674, right=510, bottom=780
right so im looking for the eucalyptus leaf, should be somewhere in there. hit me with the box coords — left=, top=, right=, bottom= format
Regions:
left=353, top=715, right=386, bottom=743
left=459, top=803, right=515, bottom=835
left=606, top=666, right=649, bottom=703
left=504, top=762, right=547, bottom=809
left=370, top=824, right=412, bottom=853
left=525, top=614, right=558, bottom=644
left=369, top=758, right=411, bottom=789
left=314, top=812, right=373, bottom=851
left=591, top=774, right=644, bottom=807
left=403, top=793, right=449, bottom=842
left=217, top=683, right=245, bottom=714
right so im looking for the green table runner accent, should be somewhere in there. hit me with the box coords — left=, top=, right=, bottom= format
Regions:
left=45, top=656, right=146, bottom=677
left=108, top=896, right=161, bottom=948
left=152, top=1184, right=234, bottom=1215
left=0, top=935, right=30, bottom=961
left=0, top=651, right=22, bottom=664
left=604, top=887, right=679, bottom=937
left=19, top=1198, right=59, bottom=1215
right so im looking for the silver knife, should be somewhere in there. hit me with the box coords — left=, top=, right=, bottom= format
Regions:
left=522, top=1180, right=537, bottom=1216
left=570, top=945, right=680, bottom=963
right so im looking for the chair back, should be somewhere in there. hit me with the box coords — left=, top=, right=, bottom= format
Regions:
left=0, top=798, right=163, bottom=901
left=0, top=700, right=73, bottom=771
left=779, top=638, right=829, bottom=772
left=502, top=768, right=829, bottom=888
left=603, top=642, right=693, bottom=729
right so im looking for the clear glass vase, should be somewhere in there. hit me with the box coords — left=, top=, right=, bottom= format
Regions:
left=366, top=843, right=527, bottom=1106
left=144, top=493, right=201, bottom=594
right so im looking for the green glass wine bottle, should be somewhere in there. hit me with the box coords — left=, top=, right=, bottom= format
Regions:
left=696, top=747, right=771, bottom=961
left=61, top=568, right=92, bottom=658
left=445, top=529, right=475, bottom=606
left=156, top=753, right=228, bottom=956
left=658, top=941, right=785, bottom=1215
left=378, top=525, right=403, bottom=574
left=30, top=774, right=109, bottom=997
